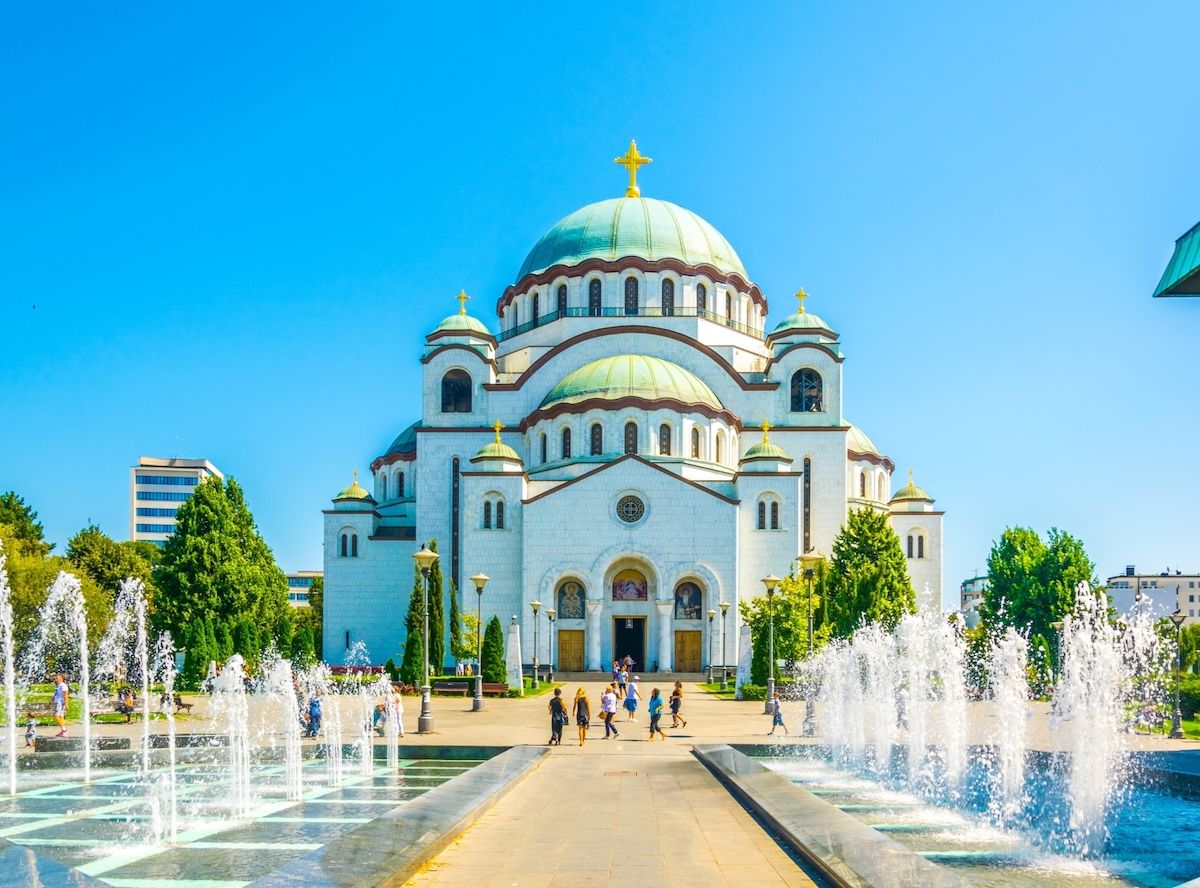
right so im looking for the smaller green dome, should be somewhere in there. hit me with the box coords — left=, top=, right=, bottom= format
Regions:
left=472, top=440, right=522, bottom=462
left=743, top=439, right=792, bottom=462
left=433, top=312, right=492, bottom=338
left=541, top=355, right=722, bottom=411
left=770, top=290, right=834, bottom=338
left=891, top=469, right=933, bottom=503
left=335, top=470, right=373, bottom=501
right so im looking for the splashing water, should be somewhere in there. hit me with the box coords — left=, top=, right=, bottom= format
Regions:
left=988, top=625, right=1029, bottom=821
left=212, top=654, right=252, bottom=817
left=153, top=631, right=179, bottom=842
left=22, top=572, right=92, bottom=782
left=0, top=545, right=16, bottom=795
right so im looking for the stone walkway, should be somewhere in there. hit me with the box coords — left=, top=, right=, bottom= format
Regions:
left=404, top=750, right=816, bottom=887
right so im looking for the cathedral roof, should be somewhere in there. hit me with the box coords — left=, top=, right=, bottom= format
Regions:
left=541, top=355, right=722, bottom=411
left=742, top=424, right=792, bottom=463
left=432, top=312, right=492, bottom=338
left=334, top=470, right=374, bottom=502
left=516, top=198, right=746, bottom=281
left=891, top=469, right=934, bottom=504
left=846, top=423, right=883, bottom=459
left=472, top=422, right=522, bottom=464
left=769, top=289, right=835, bottom=339
left=384, top=422, right=419, bottom=457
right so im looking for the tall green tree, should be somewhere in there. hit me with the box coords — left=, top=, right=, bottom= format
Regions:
left=178, top=621, right=211, bottom=691
left=305, top=575, right=323, bottom=658
left=399, top=570, right=427, bottom=685
left=825, top=508, right=915, bottom=636
left=448, top=579, right=463, bottom=666
left=427, top=540, right=446, bottom=672
left=0, top=492, right=51, bottom=556
left=292, top=624, right=316, bottom=669
left=980, top=526, right=1095, bottom=661
left=152, top=476, right=288, bottom=637
left=482, top=615, right=506, bottom=683
left=66, top=524, right=158, bottom=599
left=274, top=609, right=294, bottom=659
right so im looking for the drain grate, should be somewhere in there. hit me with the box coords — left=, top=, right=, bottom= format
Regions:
left=603, top=771, right=638, bottom=777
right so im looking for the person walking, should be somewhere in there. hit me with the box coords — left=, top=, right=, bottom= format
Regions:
left=624, top=676, right=641, bottom=721
left=647, top=688, right=668, bottom=741
left=308, top=691, right=323, bottom=738
left=392, top=684, right=406, bottom=738
left=573, top=688, right=590, bottom=746
left=617, top=667, right=628, bottom=695
left=601, top=684, right=620, bottom=738
left=612, top=660, right=620, bottom=684
left=548, top=688, right=568, bottom=746
left=767, top=691, right=789, bottom=736
left=24, top=714, right=36, bottom=748
left=669, top=681, right=687, bottom=728
left=52, top=674, right=69, bottom=737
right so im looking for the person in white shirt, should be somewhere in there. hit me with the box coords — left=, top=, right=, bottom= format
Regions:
left=601, top=685, right=620, bottom=738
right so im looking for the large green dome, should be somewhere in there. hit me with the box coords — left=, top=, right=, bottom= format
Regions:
left=516, top=198, right=747, bottom=281
left=541, top=355, right=722, bottom=411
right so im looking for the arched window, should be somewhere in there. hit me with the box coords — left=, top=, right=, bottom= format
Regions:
left=340, top=534, right=348, bottom=557
left=690, top=427, right=701, bottom=458
left=496, top=500, right=505, bottom=530
left=757, top=501, right=766, bottom=530
left=661, top=279, right=675, bottom=316
left=351, top=534, right=358, bottom=557
left=561, top=427, right=572, bottom=459
left=588, top=279, right=602, bottom=316
left=917, top=534, right=925, bottom=559
left=770, top=501, right=780, bottom=530
left=397, top=471, right=404, bottom=497
left=483, top=501, right=492, bottom=529
left=624, top=277, right=639, bottom=315
left=907, top=534, right=914, bottom=558
left=557, top=284, right=567, bottom=315
left=590, top=423, right=603, bottom=456
left=716, top=430, right=725, bottom=464
left=859, top=472, right=867, bottom=498
left=441, top=369, right=472, bottom=413
left=725, top=291, right=732, bottom=319
left=380, top=475, right=387, bottom=500
left=697, top=283, right=707, bottom=313
left=790, top=369, right=823, bottom=413
left=539, top=433, right=547, bottom=464
left=623, top=422, right=638, bottom=454
left=531, top=292, right=539, bottom=328
left=877, top=475, right=885, bottom=502
left=659, top=423, right=671, bottom=456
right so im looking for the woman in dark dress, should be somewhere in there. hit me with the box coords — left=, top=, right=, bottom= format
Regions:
left=548, top=688, right=567, bottom=746
left=669, top=681, right=687, bottom=728
left=573, top=687, right=590, bottom=746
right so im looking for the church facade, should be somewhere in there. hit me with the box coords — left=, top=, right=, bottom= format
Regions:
left=322, top=144, right=943, bottom=671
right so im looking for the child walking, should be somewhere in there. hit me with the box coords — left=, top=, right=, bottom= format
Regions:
left=24, top=714, right=36, bottom=748
left=767, top=691, right=789, bottom=736
left=647, top=689, right=668, bottom=741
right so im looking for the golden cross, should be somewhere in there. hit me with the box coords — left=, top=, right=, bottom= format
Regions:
left=614, top=139, right=652, bottom=198
left=493, top=419, right=503, bottom=443
left=761, top=419, right=771, bottom=443
left=353, top=468, right=359, bottom=484
left=457, top=289, right=470, bottom=316
left=908, top=468, right=914, bottom=485
left=795, top=288, right=807, bottom=314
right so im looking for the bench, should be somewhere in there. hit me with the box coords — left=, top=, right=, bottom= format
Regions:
left=482, top=682, right=509, bottom=696
left=432, top=681, right=469, bottom=696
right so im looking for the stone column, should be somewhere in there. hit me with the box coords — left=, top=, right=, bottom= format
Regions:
left=656, top=600, right=673, bottom=672
left=736, top=623, right=752, bottom=698
left=505, top=617, right=523, bottom=696
left=585, top=599, right=603, bottom=671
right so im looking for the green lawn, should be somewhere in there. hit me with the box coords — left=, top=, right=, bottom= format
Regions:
left=698, top=681, right=738, bottom=700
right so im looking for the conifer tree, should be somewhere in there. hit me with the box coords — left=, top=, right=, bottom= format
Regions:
left=825, top=508, right=916, bottom=636
left=292, top=624, right=315, bottom=669
left=400, top=570, right=426, bottom=685
left=427, top=540, right=445, bottom=674
left=448, top=578, right=462, bottom=668
left=274, top=610, right=294, bottom=659
left=216, top=622, right=233, bottom=660
left=482, top=615, right=506, bottom=684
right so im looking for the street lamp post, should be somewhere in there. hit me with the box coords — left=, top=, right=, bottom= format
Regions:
left=413, top=544, right=439, bottom=734
left=719, top=601, right=730, bottom=690
left=707, top=609, right=716, bottom=683
left=798, top=553, right=822, bottom=736
left=761, top=575, right=782, bottom=714
left=1171, top=609, right=1186, bottom=739
left=470, top=573, right=489, bottom=712
left=546, top=609, right=556, bottom=683
left=530, top=600, right=542, bottom=689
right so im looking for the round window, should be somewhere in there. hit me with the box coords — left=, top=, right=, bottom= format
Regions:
left=616, top=495, right=645, bottom=524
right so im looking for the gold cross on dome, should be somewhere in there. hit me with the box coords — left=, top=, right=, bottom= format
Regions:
left=908, top=468, right=914, bottom=485
left=493, top=419, right=503, bottom=443
left=795, top=288, right=807, bottom=314
left=614, top=140, right=652, bottom=198
left=456, top=289, right=470, bottom=315
left=761, top=419, right=771, bottom=443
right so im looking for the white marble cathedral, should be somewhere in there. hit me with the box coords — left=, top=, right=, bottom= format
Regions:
left=322, top=142, right=943, bottom=672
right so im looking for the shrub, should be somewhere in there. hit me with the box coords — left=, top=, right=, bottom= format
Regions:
left=1179, top=677, right=1200, bottom=719
left=482, top=615, right=505, bottom=684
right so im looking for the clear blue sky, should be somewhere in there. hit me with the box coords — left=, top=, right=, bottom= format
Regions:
left=3, top=3, right=1199, bottom=606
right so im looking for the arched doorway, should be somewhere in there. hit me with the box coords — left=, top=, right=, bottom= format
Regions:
left=554, top=579, right=586, bottom=671
left=610, top=567, right=649, bottom=671
left=672, top=580, right=704, bottom=672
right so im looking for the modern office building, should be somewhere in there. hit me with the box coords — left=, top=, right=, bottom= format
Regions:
left=286, top=571, right=322, bottom=607
left=959, top=575, right=988, bottom=628
left=1106, top=565, right=1200, bottom=625
left=129, top=457, right=223, bottom=544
